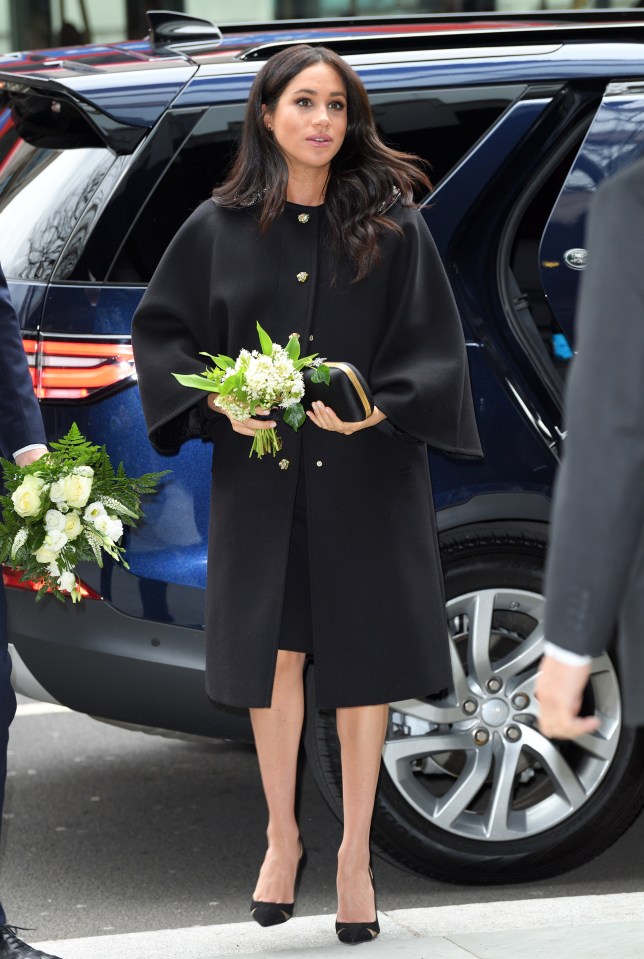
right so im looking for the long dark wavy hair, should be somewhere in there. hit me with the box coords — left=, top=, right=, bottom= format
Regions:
left=212, top=45, right=431, bottom=281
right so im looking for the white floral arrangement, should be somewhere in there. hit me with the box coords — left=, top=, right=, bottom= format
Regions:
left=0, top=423, right=167, bottom=602
left=174, top=322, right=329, bottom=458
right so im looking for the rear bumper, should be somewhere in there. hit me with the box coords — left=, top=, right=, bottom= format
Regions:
left=7, top=587, right=251, bottom=742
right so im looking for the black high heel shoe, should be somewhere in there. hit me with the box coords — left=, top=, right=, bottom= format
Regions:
left=250, top=841, right=305, bottom=927
left=335, top=867, right=380, bottom=945
left=250, top=899, right=294, bottom=927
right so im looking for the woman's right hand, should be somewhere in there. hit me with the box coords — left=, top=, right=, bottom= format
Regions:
left=207, top=394, right=276, bottom=437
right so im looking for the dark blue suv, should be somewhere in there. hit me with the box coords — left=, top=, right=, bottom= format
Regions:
left=3, top=9, right=644, bottom=885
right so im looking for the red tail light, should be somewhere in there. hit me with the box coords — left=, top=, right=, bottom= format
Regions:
left=23, top=336, right=135, bottom=400
left=2, top=566, right=102, bottom=600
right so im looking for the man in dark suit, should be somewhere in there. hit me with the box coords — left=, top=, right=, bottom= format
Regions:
left=0, top=263, right=62, bottom=958
left=536, top=158, right=644, bottom=738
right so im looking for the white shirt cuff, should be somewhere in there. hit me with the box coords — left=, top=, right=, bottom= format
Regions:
left=13, top=443, right=48, bottom=459
left=543, top=640, right=592, bottom=667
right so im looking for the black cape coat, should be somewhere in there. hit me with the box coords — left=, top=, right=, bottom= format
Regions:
left=132, top=196, right=482, bottom=709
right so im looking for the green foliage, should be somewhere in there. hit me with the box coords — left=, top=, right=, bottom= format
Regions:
left=173, top=326, right=330, bottom=458
left=172, top=373, right=221, bottom=392
left=309, top=365, right=331, bottom=385
left=200, top=351, right=235, bottom=371
left=0, top=423, right=169, bottom=603
left=283, top=403, right=306, bottom=431
left=256, top=321, right=273, bottom=357
left=285, top=334, right=301, bottom=361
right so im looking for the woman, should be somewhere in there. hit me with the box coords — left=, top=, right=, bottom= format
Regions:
left=132, top=44, right=481, bottom=945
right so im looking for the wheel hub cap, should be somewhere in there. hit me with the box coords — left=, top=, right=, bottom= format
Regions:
left=481, top=698, right=509, bottom=727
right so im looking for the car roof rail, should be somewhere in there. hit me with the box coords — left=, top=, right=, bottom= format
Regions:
left=218, top=9, right=644, bottom=33
left=236, top=15, right=644, bottom=61
left=146, top=9, right=223, bottom=46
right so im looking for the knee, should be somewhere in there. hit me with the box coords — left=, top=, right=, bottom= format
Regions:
left=275, top=649, right=306, bottom=679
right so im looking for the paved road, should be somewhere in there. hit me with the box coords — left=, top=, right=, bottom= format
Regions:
left=2, top=703, right=644, bottom=943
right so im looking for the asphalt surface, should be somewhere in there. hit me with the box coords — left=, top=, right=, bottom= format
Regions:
left=2, top=703, right=644, bottom=944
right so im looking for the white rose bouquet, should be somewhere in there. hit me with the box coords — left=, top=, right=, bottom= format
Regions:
left=0, top=423, right=168, bottom=602
left=173, top=322, right=329, bottom=459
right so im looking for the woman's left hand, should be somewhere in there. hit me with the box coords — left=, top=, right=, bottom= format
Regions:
left=306, top=402, right=386, bottom=435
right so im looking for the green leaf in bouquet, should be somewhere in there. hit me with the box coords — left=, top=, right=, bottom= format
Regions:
left=256, top=322, right=273, bottom=357
left=48, top=421, right=101, bottom=468
left=310, top=364, right=331, bottom=385
left=36, top=582, right=55, bottom=603
left=95, top=445, right=116, bottom=482
left=285, top=334, right=301, bottom=361
left=0, top=456, right=20, bottom=486
left=199, top=351, right=235, bottom=370
left=97, top=494, right=138, bottom=519
left=216, top=372, right=241, bottom=396
left=84, top=527, right=105, bottom=567
left=215, top=355, right=235, bottom=370
left=283, top=403, right=306, bottom=431
left=295, top=352, right=319, bottom=369
left=172, top=372, right=222, bottom=392
left=0, top=522, right=10, bottom=565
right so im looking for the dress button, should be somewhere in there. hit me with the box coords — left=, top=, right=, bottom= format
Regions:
left=297, top=213, right=310, bottom=224
left=296, top=271, right=309, bottom=283
left=308, top=334, right=314, bottom=342
left=279, top=459, right=290, bottom=470
left=316, top=460, right=323, bottom=467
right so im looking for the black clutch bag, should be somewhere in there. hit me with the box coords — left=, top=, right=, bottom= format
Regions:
left=303, top=362, right=374, bottom=422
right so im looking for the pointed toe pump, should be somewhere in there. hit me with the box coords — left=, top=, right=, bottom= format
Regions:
left=250, top=841, right=305, bottom=928
left=335, top=868, right=380, bottom=945
left=250, top=899, right=295, bottom=927
left=335, top=917, right=380, bottom=945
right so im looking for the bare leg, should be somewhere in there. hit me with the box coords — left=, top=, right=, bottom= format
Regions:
left=249, top=649, right=306, bottom=903
left=336, top=703, right=389, bottom=923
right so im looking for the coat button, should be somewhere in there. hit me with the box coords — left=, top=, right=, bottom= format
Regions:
left=297, top=213, right=310, bottom=223
left=316, top=460, right=323, bottom=467
left=279, top=459, right=290, bottom=470
left=296, top=271, right=309, bottom=283
left=308, top=334, right=314, bottom=342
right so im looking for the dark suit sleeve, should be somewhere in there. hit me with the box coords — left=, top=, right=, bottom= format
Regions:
left=0, top=263, right=46, bottom=458
left=544, top=161, right=644, bottom=656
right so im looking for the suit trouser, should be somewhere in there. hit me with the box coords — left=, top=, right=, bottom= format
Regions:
left=0, top=583, right=17, bottom=925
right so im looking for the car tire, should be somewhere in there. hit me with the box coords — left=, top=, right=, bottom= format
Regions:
left=303, top=521, right=644, bottom=884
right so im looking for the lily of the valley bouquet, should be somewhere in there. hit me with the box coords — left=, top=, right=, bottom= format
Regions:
left=0, top=424, right=167, bottom=603
left=173, top=323, right=329, bottom=459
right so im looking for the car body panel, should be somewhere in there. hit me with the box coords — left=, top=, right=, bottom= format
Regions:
left=8, top=588, right=251, bottom=741
left=540, top=82, right=644, bottom=342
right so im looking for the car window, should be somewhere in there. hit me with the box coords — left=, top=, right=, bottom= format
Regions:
left=104, top=85, right=523, bottom=285
left=106, top=105, right=243, bottom=285
left=369, top=85, right=525, bottom=188
left=0, top=119, right=115, bottom=280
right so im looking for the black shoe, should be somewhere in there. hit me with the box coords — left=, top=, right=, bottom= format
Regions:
left=0, top=926, right=62, bottom=959
left=250, top=900, right=294, bottom=927
left=335, top=919, right=380, bottom=945
left=250, top=841, right=305, bottom=928
left=335, top=868, right=380, bottom=945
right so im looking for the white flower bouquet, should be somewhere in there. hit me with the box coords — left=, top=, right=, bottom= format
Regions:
left=0, top=423, right=168, bottom=602
left=173, top=323, right=329, bottom=459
